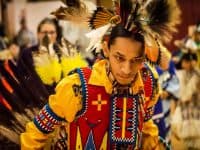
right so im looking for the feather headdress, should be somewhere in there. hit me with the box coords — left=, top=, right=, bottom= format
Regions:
left=50, top=0, right=180, bottom=64
left=89, top=0, right=180, bottom=45
left=51, top=0, right=180, bottom=65
left=87, top=0, right=181, bottom=41
left=51, top=0, right=95, bottom=27
left=86, top=0, right=181, bottom=64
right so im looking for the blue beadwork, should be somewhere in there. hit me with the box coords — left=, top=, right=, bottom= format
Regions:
left=34, top=104, right=64, bottom=134
left=75, top=68, right=89, bottom=117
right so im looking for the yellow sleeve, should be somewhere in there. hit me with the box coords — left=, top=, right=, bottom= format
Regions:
left=20, top=73, right=82, bottom=150
left=49, top=73, right=82, bottom=122
left=142, top=120, right=158, bottom=137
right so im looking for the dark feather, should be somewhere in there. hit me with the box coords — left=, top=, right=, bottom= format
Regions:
left=0, top=59, right=49, bottom=144
left=89, top=7, right=114, bottom=29
left=0, top=101, right=28, bottom=145
left=0, top=100, right=15, bottom=126
left=0, top=62, right=30, bottom=106
left=146, top=0, right=181, bottom=42
left=147, top=0, right=170, bottom=33
left=13, top=58, right=49, bottom=106
left=61, top=0, right=80, bottom=8
left=0, top=75, right=26, bottom=113
left=7, top=62, right=45, bottom=107
left=120, top=0, right=132, bottom=26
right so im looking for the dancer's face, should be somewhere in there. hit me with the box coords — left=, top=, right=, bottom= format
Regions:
left=103, top=37, right=144, bottom=85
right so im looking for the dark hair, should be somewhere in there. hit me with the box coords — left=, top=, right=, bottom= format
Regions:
left=181, top=52, right=197, bottom=62
left=37, top=18, right=55, bottom=33
left=37, top=17, right=63, bottom=44
left=108, top=24, right=145, bottom=54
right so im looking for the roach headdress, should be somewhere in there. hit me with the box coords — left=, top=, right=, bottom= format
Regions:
left=52, top=0, right=181, bottom=65
left=88, top=0, right=181, bottom=42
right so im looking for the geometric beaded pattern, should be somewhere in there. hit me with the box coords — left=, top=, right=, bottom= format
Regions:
left=110, top=94, right=138, bottom=146
left=144, top=106, right=154, bottom=122
left=34, top=104, right=65, bottom=134
left=141, top=63, right=158, bottom=100
left=69, top=67, right=111, bottom=149
left=74, top=68, right=90, bottom=118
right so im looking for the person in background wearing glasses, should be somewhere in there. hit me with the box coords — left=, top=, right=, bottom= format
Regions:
left=16, top=17, right=64, bottom=95
left=37, top=18, right=58, bottom=46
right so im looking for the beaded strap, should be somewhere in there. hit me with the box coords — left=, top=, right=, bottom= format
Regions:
left=34, top=104, right=65, bottom=133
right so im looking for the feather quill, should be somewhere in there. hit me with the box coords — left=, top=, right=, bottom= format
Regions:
left=85, top=24, right=112, bottom=52
left=0, top=126, right=20, bottom=144
left=86, top=6, right=121, bottom=52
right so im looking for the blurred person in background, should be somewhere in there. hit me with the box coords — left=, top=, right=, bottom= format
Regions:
left=15, top=17, right=36, bottom=49
left=15, top=9, right=36, bottom=49
left=173, top=22, right=200, bottom=69
left=0, top=22, right=20, bottom=62
left=171, top=52, right=200, bottom=150
left=0, top=41, right=20, bottom=61
left=18, top=17, right=72, bottom=94
left=153, top=60, right=179, bottom=142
